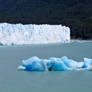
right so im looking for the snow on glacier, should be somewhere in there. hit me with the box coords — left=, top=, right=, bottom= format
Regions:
left=0, top=23, right=70, bottom=45
left=18, top=56, right=92, bottom=71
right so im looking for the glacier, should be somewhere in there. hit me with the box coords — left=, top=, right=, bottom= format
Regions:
left=18, top=56, right=92, bottom=71
left=0, top=23, right=70, bottom=45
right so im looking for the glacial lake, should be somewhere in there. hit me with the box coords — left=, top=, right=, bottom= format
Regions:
left=0, top=41, right=92, bottom=92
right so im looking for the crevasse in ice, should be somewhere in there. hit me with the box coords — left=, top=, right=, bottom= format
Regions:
left=0, top=23, right=70, bottom=45
left=18, top=56, right=92, bottom=71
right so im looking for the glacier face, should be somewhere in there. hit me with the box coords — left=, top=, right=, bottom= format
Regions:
left=0, top=23, right=70, bottom=45
left=18, top=56, right=92, bottom=71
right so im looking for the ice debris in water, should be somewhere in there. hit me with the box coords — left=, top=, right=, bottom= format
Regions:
left=18, top=56, right=92, bottom=71
left=0, top=23, right=70, bottom=45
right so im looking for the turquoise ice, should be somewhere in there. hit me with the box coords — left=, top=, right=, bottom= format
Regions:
left=18, top=56, right=92, bottom=71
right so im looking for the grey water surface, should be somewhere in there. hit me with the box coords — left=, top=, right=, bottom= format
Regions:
left=0, top=41, right=92, bottom=92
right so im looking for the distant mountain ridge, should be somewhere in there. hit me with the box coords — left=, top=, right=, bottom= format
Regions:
left=0, top=0, right=92, bottom=39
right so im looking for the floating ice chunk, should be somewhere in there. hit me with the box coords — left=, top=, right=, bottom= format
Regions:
left=22, top=56, right=45, bottom=71
left=22, top=56, right=41, bottom=65
left=61, top=56, right=78, bottom=68
left=77, top=62, right=84, bottom=68
left=49, top=57, right=70, bottom=71
left=18, top=56, right=92, bottom=71
left=82, top=58, right=92, bottom=68
left=51, top=61, right=70, bottom=71
left=18, top=65, right=26, bottom=70
left=43, top=59, right=52, bottom=71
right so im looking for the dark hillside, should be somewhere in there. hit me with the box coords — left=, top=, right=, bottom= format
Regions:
left=0, top=0, right=92, bottom=39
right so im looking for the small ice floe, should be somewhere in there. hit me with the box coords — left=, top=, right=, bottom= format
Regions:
left=18, top=56, right=92, bottom=72
left=18, top=65, right=26, bottom=70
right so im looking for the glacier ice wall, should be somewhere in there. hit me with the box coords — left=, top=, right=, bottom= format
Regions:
left=18, top=56, right=92, bottom=71
left=0, top=23, right=70, bottom=45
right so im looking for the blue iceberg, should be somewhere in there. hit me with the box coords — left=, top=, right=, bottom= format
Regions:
left=82, top=58, right=92, bottom=68
left=18, top=56, right=92, bottom=71
left=22, top=56, right=45, bottom=71
left=61, top=56, right=78, bottom=68
left=48, top=57, right=70, bottom=71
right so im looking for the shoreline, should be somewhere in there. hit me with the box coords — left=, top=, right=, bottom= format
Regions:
left=71, top=38, right=92, bottom=41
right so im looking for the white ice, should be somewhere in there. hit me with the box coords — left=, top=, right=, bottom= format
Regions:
left=0, top=23, right=70, bottom=45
